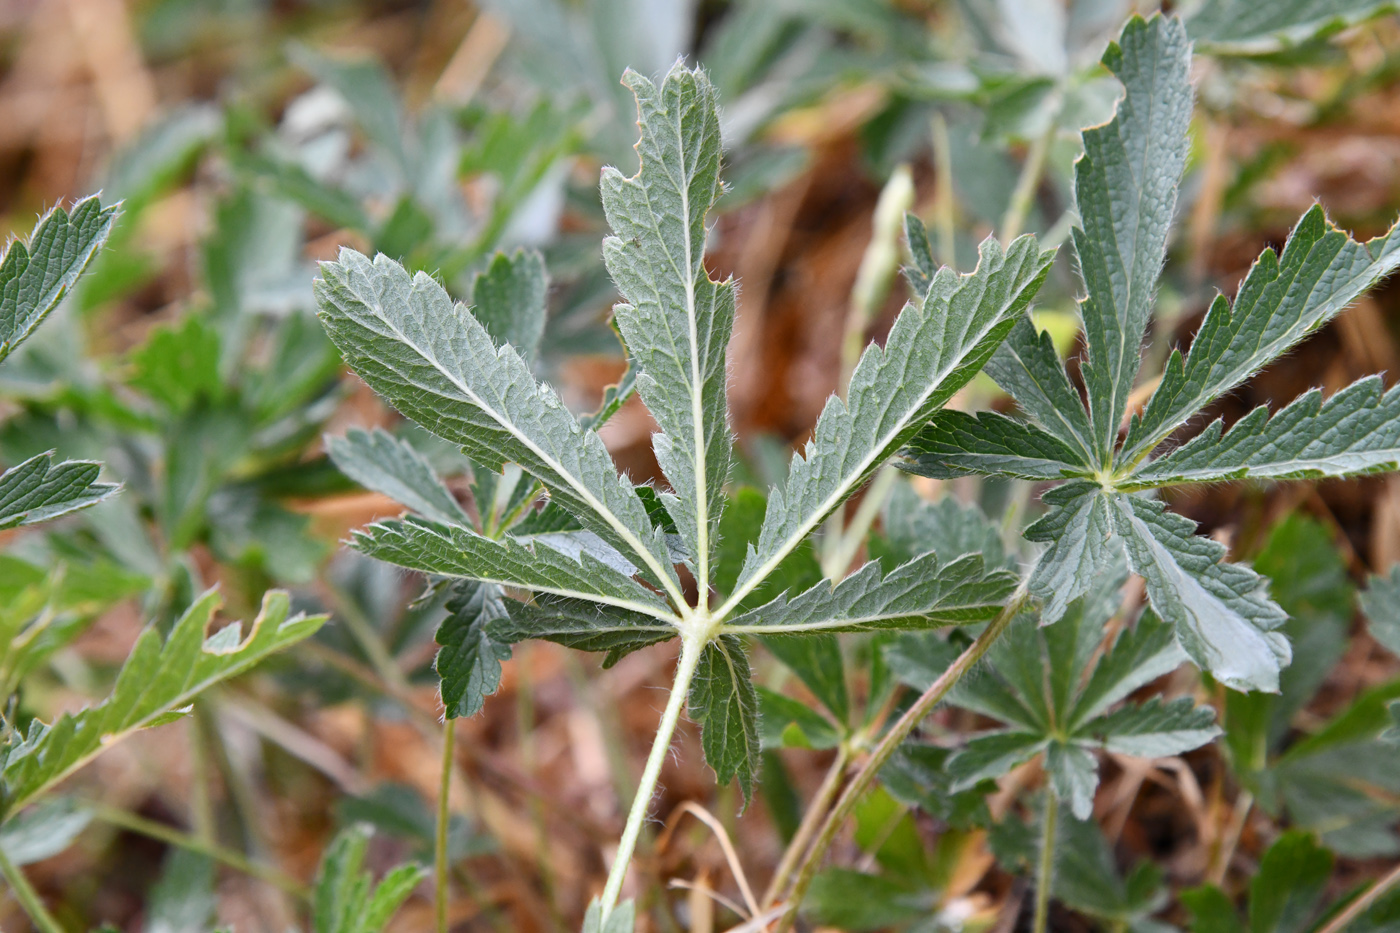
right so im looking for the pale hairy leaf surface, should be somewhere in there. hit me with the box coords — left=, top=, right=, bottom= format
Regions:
left=435, top=581, right=513, bottom=719
left=315, top=250, right=678, bottom=595
left=949, top=731, right=1049, bottom=790
left=1085, top=697, right=1220, bottom=757
left=731, top=233, right=1053, bottom=607
left=490, top=599, right=675, bottom=668
left=903, top=409, right=1090, bottom=480
left=1360, top=565, right=1400, bottom=658
left=722, top=552, right=1018, bottom=636
left=1121, top=207, right=1400, bottom=467
left=350, top=519, right=670, bottom=619
left=0, top=798, right=92, bottom=865
left=688, top=635, right=760, bottom=801
left=1074, top=14, right=1193, bottom=461
left=326, top=428, right=470, bottom=528
left=601, top=64, right=734, bottom=587
left=0, top=195, right=120, bottom=363
left=1025, top=482, right=1122, bottom=624
left=1111, top=495, right=1290, bottom=692
left=468, top=248, right=548, bottom=362
left=1047, top=741, right=1099, bottom=819
left=0, top=453, right=118, bottom=530
left=982, top=315, right=1095, bottom=461
left=1190, top=0, right=1399, bottom=52
left=1129, top=377, right=1400, bottom=488
left=1072, top=611, right=1186, bottom=725
left=0, top=590, right=324, bottom=817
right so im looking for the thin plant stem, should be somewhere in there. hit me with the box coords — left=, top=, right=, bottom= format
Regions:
left=599, top=634, right=706, bottom=924
left=931, top=112, right=956, bottom=266
left=0, top=845, right=65, bottom=933
left=761, top=743, right=852, bottom=910
left=772, top=582, right=1030, bottom=931
left=1317, top=861, right=1400, bottom=933
left=87, top=803, right=308, bottom=899
left=1207, top=789, right=1253, bottom=886
left=437, top=719, right=456, bottom=933
left=325, top=582, right=412, bottom=695
left=1000, top=108, right=1058, bottom=244
left=1033, top=791, right=1059, bottom=933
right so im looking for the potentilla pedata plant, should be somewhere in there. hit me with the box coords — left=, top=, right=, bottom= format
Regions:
left=905, top=13, right=1400, bottom=695
left=316, top=13, right=1400, bottom=932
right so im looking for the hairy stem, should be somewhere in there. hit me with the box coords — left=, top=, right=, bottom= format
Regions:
left=1033, top=791, right=1058, bottom=933
left=437, top=719, right=456, bottom=933
left=772, top=582, right=1030, bottom=930
left=761, top=743, right=852, bottom=910
left=0, top=842, right=68, bottom=933
left=89, top=803, right=308, bottom=899
left=599, top=633, right=706, bottom=923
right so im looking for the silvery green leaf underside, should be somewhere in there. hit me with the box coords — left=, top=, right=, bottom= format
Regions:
left=1129, top=376, right=1400, bottom=488
left=732, top=233, right=1053, bottom=607
left=602, top=65, right=734, bottom=590
left=315, top=249, right=678, bottom=596
left=351, top=519, right=670, bottom=620
left=1074, top=15, right=1193, bottom=462
left=1121, top=207, right=1400, bottom=467
left=724, top=552, right=1018, bottom=636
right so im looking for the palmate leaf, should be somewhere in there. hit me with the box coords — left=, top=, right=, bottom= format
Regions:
left=724, top=232, right=1053, bottom=612
left=891, top=579, right=1212, bottom=820
left=0, top=195, right=120, bottom=364
left=0, top=589, right=324, bottom=818
left=900, top=13, right=1400, bottom=694
left=0, top=452, right=118, bottom=530
left=1075, top=14, right=1192, bottom=462
left=351, top=519, right=671, bottom=620
left=314, top=249, right=680, bottom=601
left=602, top=65, right=734, bottom=593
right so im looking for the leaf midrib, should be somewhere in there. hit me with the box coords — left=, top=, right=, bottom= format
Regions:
left=362, top=278, right=687, bottom=613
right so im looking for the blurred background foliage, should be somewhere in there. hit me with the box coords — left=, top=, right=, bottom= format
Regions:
left=7, top=0, right=1400, bottom=930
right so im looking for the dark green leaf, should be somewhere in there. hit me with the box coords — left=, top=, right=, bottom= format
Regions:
left=688, top=635, right=760, bottom=801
